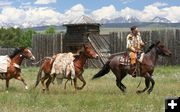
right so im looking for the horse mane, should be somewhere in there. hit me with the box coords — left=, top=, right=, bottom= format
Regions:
left=145, top=43, right=155, bottom=54
left=8, top=48, right=24, bottom=59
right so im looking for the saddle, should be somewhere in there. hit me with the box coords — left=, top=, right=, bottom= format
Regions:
left=119, top=52, right=131, bottom=66
left=51, top=53, right=75, bottom=79
left=0, top=55, right=11, bottom=73
left=119, top=52, right=144, bottom=66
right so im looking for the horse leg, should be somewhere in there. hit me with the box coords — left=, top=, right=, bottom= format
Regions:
left=15, top=76, right=28, bottom=90
left=147, top=76, right=155, bottom=94
left=136, top=78, right=150, bottom=94
left=115, top=71, right=127, bottom=93
left=64, top=79, right=69, bottom=90
left=45, top=76, right=52, bottom=91
left=5, top=79, right=10, bottom=92
left=116, top=79, right=126, bottom=93
left=77, top=75, right=86, bottom=90
left=41, top=74, right=49, bottom=92
left=73, top=78, right=77, bottom=92
left=51, top=73, right=56, bottom=84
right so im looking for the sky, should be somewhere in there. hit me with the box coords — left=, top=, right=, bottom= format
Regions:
left=0, top=0, right=180, bottom=27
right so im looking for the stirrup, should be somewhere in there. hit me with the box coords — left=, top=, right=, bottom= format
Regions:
left=132, top=69, right=136, bottom=77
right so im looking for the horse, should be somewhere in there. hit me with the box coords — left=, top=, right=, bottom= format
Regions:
left=92, top=41, right=172, bottom=94
left=0, top=48, right=35, bottom=92
left=35, top=43, right=98, bottom=92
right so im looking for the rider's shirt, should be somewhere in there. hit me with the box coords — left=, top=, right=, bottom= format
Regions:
left=126, top=32, right=143, bottom=52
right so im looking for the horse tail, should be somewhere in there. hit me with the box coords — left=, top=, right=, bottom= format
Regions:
left=92, top=61, right=110, bottom=80
left=35, top=67, right=43, bottom=87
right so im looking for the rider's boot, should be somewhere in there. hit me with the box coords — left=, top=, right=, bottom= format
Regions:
left=130, top=64, right=137, bottom=77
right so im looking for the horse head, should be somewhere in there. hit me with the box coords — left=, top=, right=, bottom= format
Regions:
left=155, top=41, right=172, bottom=57
left=20, top=48, right=35, bottom=61
left=82, top=43, right=98, bottom=59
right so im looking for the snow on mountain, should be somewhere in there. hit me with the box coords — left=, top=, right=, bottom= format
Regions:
left=151, top=16, right=171, bottom=23
left=100, top=16, right=140, bottom=24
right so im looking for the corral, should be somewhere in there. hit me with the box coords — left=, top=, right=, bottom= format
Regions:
left=0, top=16, right=179, bottom=112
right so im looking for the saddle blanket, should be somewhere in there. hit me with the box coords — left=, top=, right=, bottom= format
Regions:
left=119, top=52, right=144, bottom=65
left=0, top=55, right=11, bottom=73
left=119, top=56, right=131, bottom=66
left=51, top=52, right=75, bottom=79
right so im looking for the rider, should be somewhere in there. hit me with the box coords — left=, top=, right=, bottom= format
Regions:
left=126, top=26, right=145, bottom=77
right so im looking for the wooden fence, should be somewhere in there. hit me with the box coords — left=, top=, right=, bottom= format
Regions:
left=0, top=48, right=15, bottom=55
left=32, top=34, right=63, bottom=62
left=28, top=29, right=180, bottom=66
left=108, top=29, right=180, bottom=65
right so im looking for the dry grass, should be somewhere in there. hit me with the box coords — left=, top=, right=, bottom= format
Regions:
left=0, top=66, right=179, bottom=112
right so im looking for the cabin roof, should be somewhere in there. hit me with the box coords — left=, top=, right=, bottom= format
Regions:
left=63, top=15, right=100, bottom=26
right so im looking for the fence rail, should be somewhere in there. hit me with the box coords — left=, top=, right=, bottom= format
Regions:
left=108, top=29, right=180, bottom=65
left=32, top=34, right=63, bottom=63
left=0, top=29, right=179, bottom=66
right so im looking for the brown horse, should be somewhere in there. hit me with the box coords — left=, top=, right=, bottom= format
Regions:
left=0, top=48, right=35, bottom=92
left=35, top=43, right=98, bottom=92
left=92, top=41, right=172, bottom=94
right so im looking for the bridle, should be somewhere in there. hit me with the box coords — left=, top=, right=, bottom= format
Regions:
left=155, top=45, right=166, bottom=56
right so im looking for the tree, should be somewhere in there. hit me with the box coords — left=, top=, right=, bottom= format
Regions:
left=45, top=26, right=56, bottom=34
left=16, top=28, right=36, bottom=47
left=0, top=27, right=36, bottom=48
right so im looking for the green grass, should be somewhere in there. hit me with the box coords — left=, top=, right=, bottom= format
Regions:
left=0, top=66, right=179, bottom=112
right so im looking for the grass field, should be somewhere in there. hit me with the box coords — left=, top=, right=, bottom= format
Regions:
left=0, top=66, right=179, bottom=112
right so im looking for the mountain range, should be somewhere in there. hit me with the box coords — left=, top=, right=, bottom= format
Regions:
left=100, top=16, right=172, bottom=24
left=1, top=16, right=179, bottom=30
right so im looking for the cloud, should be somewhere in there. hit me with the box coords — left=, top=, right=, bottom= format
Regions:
left=63, top=4, right=86, bottom=23
left=0, top=6, right=64, bottom=27
left=21, top=2, right=31, bottom=6
left=91, top=2, right=180, bottom=23
left=25, top=7, right=64, bottom=26
left=0, top=2, right=180, bottom=28
left=140, top=2, right=174, bottom=22
left=0, top=1, right=12, bottom=8
left=119, top=7, right=141, bottom=19
left=119, top=0, right=134, bottom=4
left=1, top=7, right=25, bottom=23
left=162, top=6, right=180, bottom=23
left=35, top=0, right=56, bottom=5
left=91, top=5, right=117, bottom=21
left=151, top=2, right=168, bottom=7
left=0, top=4, right=86, bottom=28
left=64, top=4, right=85, bottom=16
left=19, top=2, right=32, bottom=9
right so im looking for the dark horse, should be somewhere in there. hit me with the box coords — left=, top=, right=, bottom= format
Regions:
left=35, top=43, right=98, bottom=92
left=0, top=48, right=35, bottom=92
left=92, top=41, right=171, bottom=94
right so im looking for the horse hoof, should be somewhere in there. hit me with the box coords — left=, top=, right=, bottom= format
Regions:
left=6, top=90, right=9, bottom=93
left=136, top=90, right=142, bottom=94
left=25, top=86, right=29, bottom=90
left=42, top=89, right=45, bottom=93
left=123, top=91, right=127, bottom=95
left=77, top=87, right=82, bottom=90
left=147, top=90, right=152, bottom=94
